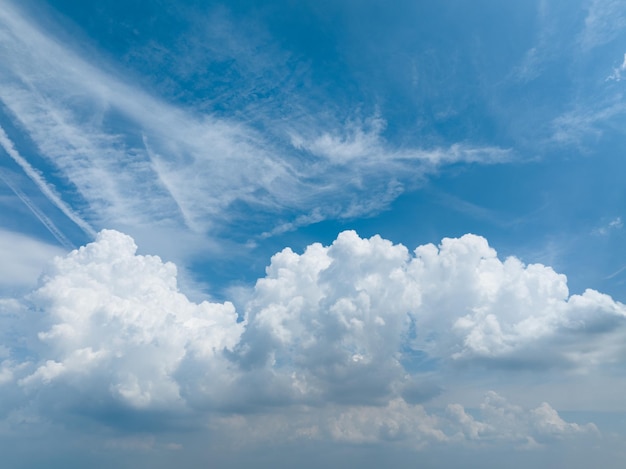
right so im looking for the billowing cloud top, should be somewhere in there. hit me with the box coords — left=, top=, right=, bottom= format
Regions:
left=20, top=230, right=243, bottom=411
left=0, top=229, right=618, bottom=447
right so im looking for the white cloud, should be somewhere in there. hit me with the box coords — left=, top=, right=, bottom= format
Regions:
left=0, top=229, right=66, bottom=292
left=327, top=398, right=447, bottom=446
left=607, top=54, right=626, bottom=81
left=15, top=230, right=243, bottom=413
left=239, top=230, right=626, bottom=392
left=447, top=391, right=598, bottom=447
left=290, top=115, right=510, bottom=171
left=551, top=100, right=626, bottom=145
left=210, top=391, right=595, bottom=450
left=594, top=216, right=623, bottom=236
left=0, top=130, right=93, bottom=245
left=0, top=229, right=618, bottom=445
left=580, top=0, right=626, bottom=51
left=0, top=1, right=511, bottom=244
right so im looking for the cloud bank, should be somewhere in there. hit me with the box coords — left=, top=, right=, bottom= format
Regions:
left=0, top=229, right=620, bottom=447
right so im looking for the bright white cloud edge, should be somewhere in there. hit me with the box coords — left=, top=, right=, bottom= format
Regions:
left=1, top=228, right=619, bottom=449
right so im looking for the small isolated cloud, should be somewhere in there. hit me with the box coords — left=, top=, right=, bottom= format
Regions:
left=593, top=216, right=623, bottom=235
left=607, top=54, right=626, bottom=82
left=447, top=391, right=598, bottom=448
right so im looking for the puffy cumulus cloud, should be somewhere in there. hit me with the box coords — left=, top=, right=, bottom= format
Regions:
left=332, top=391, right=598, bottom=448
left=237, top=230, right=626, bottom=405
left=0, top=229, right=616, bottom=445
left=327, top=398, right=446, bottom=447
left=209, top=392, right=594, bottom=450
left=235, top=230, right=415, bottom=405
left=14, top=230, right=243, bottom=415
left=447, top=392, right=598, bottom=447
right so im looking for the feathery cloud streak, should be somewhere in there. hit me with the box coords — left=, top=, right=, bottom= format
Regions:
left=0, top=2, right=510, bottom=241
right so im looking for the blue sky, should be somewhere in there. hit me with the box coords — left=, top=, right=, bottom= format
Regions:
left=1, top=0, right=626, bottom=467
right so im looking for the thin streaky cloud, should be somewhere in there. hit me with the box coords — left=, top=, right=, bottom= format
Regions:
left=0, top=169, right=74, bottom=250
left=0, top=125, right=94, bottom=238
left=580, top=0, right=626, bottom=51
left=606, top=264, right=626, bottom=280
left=0, top=1, right=512, bottom=239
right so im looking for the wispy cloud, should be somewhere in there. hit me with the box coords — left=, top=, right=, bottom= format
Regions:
left=593, top=216, right=623, bottom=236
left=580, top=0, right=626, bottom=51
left=0, top=169, right=73, bottom=249
left=0, top=229, right=65, bottom=292
left=0, top=2, right=511, bottom=245
left=0, top=125, right=94, bottom=240
left=550, top=100, right=626, bottom=145
left=606, top=53, right=626, bottom=81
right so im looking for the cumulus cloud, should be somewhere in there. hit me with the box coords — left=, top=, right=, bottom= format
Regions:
left=0, top=229, right=618, bottom=444
left=211, top=391, right=595, bottom=450
left=12, top=230, right=243, bottom=416
left=327, top=398, right=446, bottom=446
left=446, top=391, right=598, bottom=447
left=239, top=229, right=626, bottom=389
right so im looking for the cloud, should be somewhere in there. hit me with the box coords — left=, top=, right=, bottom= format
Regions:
left=239, top=230, right=626, bottom=389
left=0, top=228, right=618, bottom=445
left=606, top=53, right=626, bottom=81
left=551, top=100, right=626, bottom=145
left=0, top=128, right=94, bottom=242
left=447, top=391, right=598, bottom=447
left=580, top=0, right=626, bottom=51
left=327, top=398, right=446, bottom=446
left=0, top=230, right=66, bottom=292
left=0, top=228, right=611, bottom=465
left=209, top=391, right=594, bottom=452
left=210, top=391, right=596, bottom=450
left=593, top=217, right=623, bottom=236
left=11, top=230, right=243, bottom=418
left=0, top=1, right=511, bottom=244
left=289, top=116, right=511, bottom=167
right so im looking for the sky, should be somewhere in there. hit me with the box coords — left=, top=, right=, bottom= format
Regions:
left=1, top=0, right=626, bottom=467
